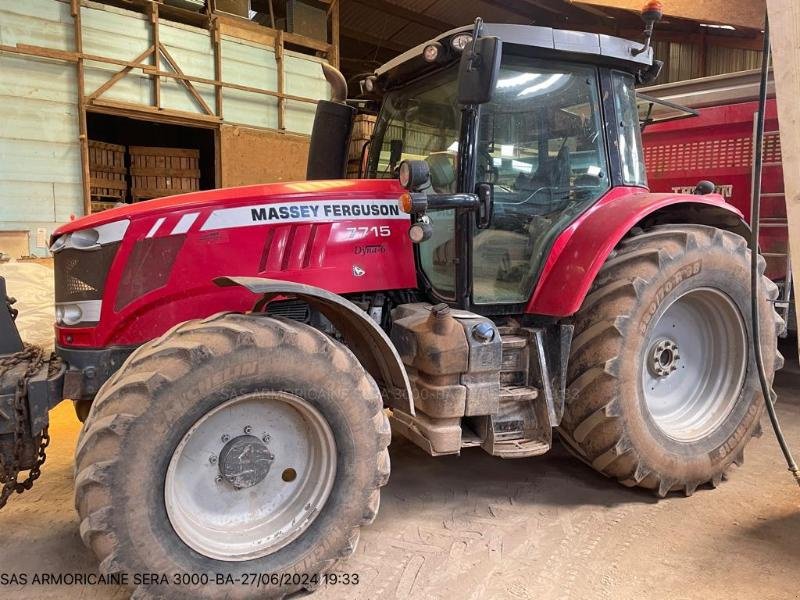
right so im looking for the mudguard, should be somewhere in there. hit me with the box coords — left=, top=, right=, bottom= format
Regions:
left=215, top=276, right=414, bottom=414
left=526, top=187, right=749, bottom=317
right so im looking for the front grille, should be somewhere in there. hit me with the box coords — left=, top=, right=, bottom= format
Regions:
left=266, top=299, right=311, bottom=323
left=54, top=243, right=120, bottom=303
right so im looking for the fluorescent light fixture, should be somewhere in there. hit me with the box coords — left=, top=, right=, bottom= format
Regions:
left=447, top=141, right=459, bottom=152
left=496, top=73, right=540, bottom=89
left=518, top=74, right=565, bottom=97
left=699, top=23, right=736, bottom=30
left=512, top=160, right=532, bottom=174
left=501, top=144, right=515, bottom=157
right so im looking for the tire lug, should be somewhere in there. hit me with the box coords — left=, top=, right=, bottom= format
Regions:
left=221, top=434, right=230, bottom=443
left=244, top=426, right=252, bottom=435
left=209, top=455, right=217, bottom=465
left=215, top=475, right=223, bottom=484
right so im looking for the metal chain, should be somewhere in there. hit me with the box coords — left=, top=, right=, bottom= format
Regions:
left=0, top=344, right=49, bottom=509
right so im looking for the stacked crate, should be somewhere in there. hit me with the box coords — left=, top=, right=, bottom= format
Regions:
left=129, top=146, right=201, bottom=201
left=347, top=114, right=376, bottom=178
left=89, top=141, right=127, bottom=212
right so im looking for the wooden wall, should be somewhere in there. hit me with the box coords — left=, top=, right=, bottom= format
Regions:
left=219, top=125, right=310, bottom=186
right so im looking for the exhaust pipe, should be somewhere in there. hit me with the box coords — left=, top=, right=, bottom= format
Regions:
left=321, top=62, right=348, bottom=103
left=306, top=62, right=356, bottom=180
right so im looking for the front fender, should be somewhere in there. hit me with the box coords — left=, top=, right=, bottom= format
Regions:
left=525, top=187, right=747, bottom=317
left=215, top=276, right=413, bottom=414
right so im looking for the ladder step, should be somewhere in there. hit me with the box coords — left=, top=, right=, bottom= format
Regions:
left=500, top=334, right=527, bottom=350
left=500, top=385, right=539, bottom=402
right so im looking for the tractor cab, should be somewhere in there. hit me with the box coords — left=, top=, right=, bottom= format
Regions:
left=357, top=20, right=661, bottom=311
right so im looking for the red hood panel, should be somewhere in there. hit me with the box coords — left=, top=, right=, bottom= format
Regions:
left=55, top=178, right=417, bottom=348
left=55, top=179, right=408, bottom=235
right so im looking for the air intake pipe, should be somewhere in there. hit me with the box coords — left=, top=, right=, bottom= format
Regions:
left=306, top=63, right=357, bottom=180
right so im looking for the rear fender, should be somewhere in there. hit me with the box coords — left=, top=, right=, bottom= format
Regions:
left=215, top=276, right=413, bottom=414
left=525, top=187, right=749, bottom=317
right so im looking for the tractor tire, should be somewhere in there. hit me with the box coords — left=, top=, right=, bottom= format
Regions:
left=74, top=312, right=390, bottom=599
left=559, top=225, right=784, bottom=497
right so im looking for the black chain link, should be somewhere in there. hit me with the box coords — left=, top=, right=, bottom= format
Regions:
left=0, top=344, right=50, bottom=509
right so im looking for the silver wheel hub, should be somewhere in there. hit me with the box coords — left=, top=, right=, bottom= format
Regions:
left=165, top=391, right=337, bottom=561
left=217, top=434, right=274, bottom=489
left=648, top=338, right=681, bottom=378
left=641, top=288, right=747, bottom=442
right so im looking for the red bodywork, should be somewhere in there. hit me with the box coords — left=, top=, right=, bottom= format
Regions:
left=525, top=186, right=742, bottom=316
left=54, top=178, right=743, bottom=349
left=643, top=99, right=786, bottom=280
left=54, top=179, right=416, bottom=348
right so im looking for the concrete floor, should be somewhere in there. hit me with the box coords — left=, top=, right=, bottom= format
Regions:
left=1, top=260, right=800, bottom=599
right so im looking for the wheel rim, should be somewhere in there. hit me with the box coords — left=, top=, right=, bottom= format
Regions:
left=641, top=287, right=747, bottom=442
left=165, top=391, right=337, bottom=561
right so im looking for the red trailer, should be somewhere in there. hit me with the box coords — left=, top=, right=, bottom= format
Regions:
left=641, top=71, right=793, bottom=330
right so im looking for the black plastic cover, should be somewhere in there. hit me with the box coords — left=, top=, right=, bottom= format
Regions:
left=306, top=100, right=356, bottom=180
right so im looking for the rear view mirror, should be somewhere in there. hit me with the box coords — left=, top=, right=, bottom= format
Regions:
left=458, top=36, right=502, bottom=105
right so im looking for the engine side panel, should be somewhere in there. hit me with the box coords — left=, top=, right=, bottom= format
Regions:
left=54, top=180, right=415, bottom=348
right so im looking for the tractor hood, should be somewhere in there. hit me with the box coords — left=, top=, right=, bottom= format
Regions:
left=52, top=178, right=416, bottom=350
left=54, top=179, right=408, bottom=235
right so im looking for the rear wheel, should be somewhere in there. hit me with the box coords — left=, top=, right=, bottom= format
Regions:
left=74, top=313, right=390, bottom=599
left=559, top=225, right=784, bottom=496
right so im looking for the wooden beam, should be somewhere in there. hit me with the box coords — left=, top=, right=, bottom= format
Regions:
left=275, top=30, right=286, bottom=130
left=86, top=46, right=155, bottom=102
left=88, top=99, right=221, bottom=125
left=350, top=0, right=456, bottom=32
left=158, top=42, right=215, bottom=116
left=150, top=2, right=161, bottom=109
left=766, top=0, right=800, bottom=354
left=340, top=27, right=408, bottom=54
left=478, top=0, right=539, bottom=23
left=574, top=0, right=765, bottom=30
left=329, top=0, right=340, bottom=69
left=72, top=0, right=92, bottom=217
left=212, top=18, right=223, bottom=119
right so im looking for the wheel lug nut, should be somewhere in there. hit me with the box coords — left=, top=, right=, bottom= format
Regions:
left=209, top=455, right=217, bottom=465
left=244, top=426, right=252, bottom=434
left=263, top=434, right=270, bottom=442
left=221, top=434, right=230, bottom=443
left=215, top=475, right=223, bottom=483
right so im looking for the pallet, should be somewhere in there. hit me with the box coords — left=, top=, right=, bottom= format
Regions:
left=88, top=140, right=127, bottom=201
left=129, top=146, right=200, bottom=201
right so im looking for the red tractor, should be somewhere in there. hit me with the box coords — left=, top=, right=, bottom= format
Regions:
left=0, top=13, right=784, bottom=600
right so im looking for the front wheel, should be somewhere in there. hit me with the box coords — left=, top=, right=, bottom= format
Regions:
left=559, top=225, right=784, bottom=497
left=74, top=313, right=390, bottom=599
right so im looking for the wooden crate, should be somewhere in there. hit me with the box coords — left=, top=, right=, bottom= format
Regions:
left=129, top=146, right=201, bottom=202
left=348, top=114, right=376, bottom=163
left=88, top=140, right=127, bottom=201
left=91, top=200, right=124, bottom=213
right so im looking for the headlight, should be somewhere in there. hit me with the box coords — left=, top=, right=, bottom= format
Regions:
left=56, top=303, right=83, bottom=326
left=450, top=33, right=473, bottom=52
left=50, top=235, right=66, bottom=253
left=423, top=42, right=442, bottom=63
left=70, top=228, right=100, bottom=249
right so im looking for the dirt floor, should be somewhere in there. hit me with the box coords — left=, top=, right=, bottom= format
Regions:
left=1, top=260, right=800, bottom=599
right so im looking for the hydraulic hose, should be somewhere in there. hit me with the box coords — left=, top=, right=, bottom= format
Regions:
left=750, top=13, right=800, bottom=487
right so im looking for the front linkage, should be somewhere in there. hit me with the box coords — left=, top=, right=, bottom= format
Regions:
left=0, top=277, right=65, bottom=509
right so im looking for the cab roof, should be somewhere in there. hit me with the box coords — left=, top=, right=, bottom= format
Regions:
left=375, top=23, right=654, bottom=87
